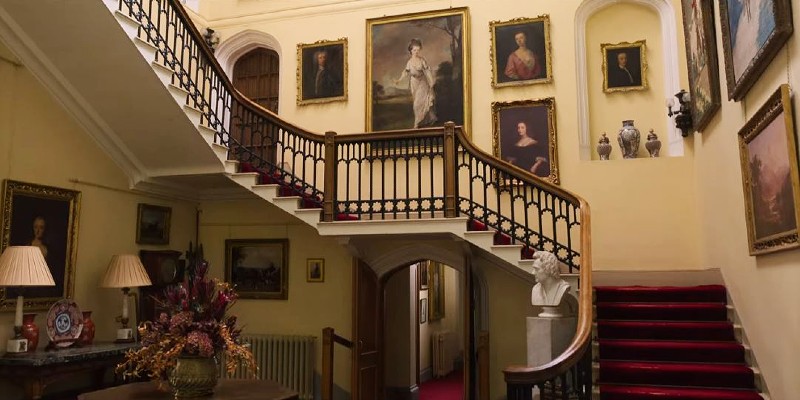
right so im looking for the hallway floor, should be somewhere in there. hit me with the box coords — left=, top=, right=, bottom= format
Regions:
left=419, top=370, right=463, bottom=400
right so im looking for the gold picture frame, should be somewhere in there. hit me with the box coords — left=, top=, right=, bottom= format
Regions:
left=428, top=261, right=445, bottom=321
left=738, top=84, right=800, bottom=255
left=296, top=38, right=348, bottom=105
left=490, top=15, right=552, bottom=88
left=225, top=239, right=289, bottom=299
left=366, top=7, right=471, bottom=135
left=492, top=98, right=559, bottom=184
left=306, top=258, right=324, bottom=282
left=1, top=180, right=81, bottom=311
left=601, top=40, right=648, bottom=93
left=136, top=203, right=171, bottom=245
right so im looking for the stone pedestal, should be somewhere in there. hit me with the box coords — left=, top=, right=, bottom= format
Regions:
left=526, top=316, right=577, bottom=367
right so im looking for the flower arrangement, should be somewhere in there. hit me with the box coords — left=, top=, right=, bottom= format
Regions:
left=117, top=245, right=256, bottom=383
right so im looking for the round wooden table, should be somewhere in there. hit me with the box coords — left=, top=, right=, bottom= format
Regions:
left=77, top=379, right=299, bottom=400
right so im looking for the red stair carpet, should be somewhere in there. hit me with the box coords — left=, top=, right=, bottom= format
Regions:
left=419, top=369, right=463, bottom=400
left=594, top=285, right=764, bottom=400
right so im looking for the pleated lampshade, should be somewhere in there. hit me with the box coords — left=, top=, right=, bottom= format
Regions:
left=0, top=246, right=55, bottom=287
left=100, top=255, right=152, bottom=288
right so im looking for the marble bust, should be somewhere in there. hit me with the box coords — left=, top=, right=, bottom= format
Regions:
left=530, top=251, right=570, bottom=317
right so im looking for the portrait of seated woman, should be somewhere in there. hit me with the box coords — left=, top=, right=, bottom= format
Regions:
left=493, top=99, right=559, bottom=184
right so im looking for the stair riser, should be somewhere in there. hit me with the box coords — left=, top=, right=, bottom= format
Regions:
left=596, top=305, right=728, bottom=321
left=597, top=344, right=745, bottom=363
left=596, top=323, right=737, bottom=341
left=594, top=286, right=727, bottom=303
left=597, top=367, right=755, bottom=389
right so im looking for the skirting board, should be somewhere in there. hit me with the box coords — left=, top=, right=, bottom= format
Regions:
left=385, top=384, right=419, bottom=400
left=419, top=366, right=433, bottom=383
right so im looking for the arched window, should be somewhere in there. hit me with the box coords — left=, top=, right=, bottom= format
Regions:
left=230, top=48, right=279, bottom=165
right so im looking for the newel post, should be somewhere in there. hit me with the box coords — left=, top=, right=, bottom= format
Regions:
left=323, top=131, right=337, bottom=222
left=443, top=122, right=457, bottom=218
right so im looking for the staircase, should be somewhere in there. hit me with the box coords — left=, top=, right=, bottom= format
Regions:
left=593, top=285, right=768, bottom=400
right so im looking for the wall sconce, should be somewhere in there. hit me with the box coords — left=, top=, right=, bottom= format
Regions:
left=666, top=89, right=693, bottom=137
left=203, top=28, right=220, bottom=53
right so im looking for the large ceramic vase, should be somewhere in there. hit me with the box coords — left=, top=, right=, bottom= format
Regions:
left=78, top=311, right=95, bottom=346
left=169, top=355, right=218, bottom=398
left=617, top=120, right=641, bottom=159
left=21, top=313, right=39, bottom=352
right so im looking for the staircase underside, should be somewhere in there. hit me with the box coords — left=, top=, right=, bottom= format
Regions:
left=0, top=0, right=226, bottom=192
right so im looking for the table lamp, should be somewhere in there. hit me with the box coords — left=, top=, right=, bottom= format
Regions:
left=100, top=255, right=151, bottom=342
left=0, top=246, right=55, bottom=353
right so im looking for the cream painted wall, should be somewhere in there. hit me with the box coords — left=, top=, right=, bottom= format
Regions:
left=202, top=0, right=701, bottom=270
left=0, top=40, right=197, bottom=399
left=197, top=199, right=353, bottom=393
left=691, top=2, right=800, bottom=398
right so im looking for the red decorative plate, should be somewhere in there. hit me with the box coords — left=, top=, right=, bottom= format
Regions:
left=46, top=299, right=84, bottom=347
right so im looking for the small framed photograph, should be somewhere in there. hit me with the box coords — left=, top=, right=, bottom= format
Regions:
left=719, top=0, right=793, bottom=101
left=136, top=203, right=171, bottom=245
left=225, top=239, right=289, bottom=299
left=418, top=261, right=429, bottom=290
left=306, top=258, right=325, bottom=282
left=601, top=40, right=648, bottom=93
left=1, top=180, right=81, bottom=311
left=419, top=298, right=428, bottom=324
left=297, top=38, right=348, bottom=105
left=492, top=98, right=559, bottom=184
left=738, top=84, right=800, bottom=255
left=490, top=15, right=552, bottom=87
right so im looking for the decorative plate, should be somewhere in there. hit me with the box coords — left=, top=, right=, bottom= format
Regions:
left=46, top=299, right=83, bottom=347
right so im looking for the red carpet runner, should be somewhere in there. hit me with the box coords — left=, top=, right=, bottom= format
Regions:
left=594, top=285, right=764, bottom=400
left=419, top=370, right=463, bottom=400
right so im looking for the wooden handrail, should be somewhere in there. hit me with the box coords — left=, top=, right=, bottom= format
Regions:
left=322, top=327, right=353, bottom=400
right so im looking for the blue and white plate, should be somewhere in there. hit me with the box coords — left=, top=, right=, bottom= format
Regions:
left=46, top=299, right=83, bottom=347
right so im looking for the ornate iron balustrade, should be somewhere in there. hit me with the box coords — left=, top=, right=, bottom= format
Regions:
left=113, top=0, right=593, bottom=395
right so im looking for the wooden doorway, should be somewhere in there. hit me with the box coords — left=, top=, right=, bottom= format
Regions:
left=230, top=47, right=280, bottom=165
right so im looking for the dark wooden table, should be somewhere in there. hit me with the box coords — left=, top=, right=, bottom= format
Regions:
left=78, top=379, right=299, bottom=400
left=0, top=342, right=136, bottom=400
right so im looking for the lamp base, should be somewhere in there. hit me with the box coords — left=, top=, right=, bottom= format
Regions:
left=115, top=328, right=134, bottom=343
left=6, top=338, right=28, bottom=353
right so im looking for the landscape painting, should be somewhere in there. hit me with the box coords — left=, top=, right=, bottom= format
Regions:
left=738, top=84, right=800, bottom=255
left=366, top=8, right=470, bottom=133
left=681, top=0, right=720, bottom=131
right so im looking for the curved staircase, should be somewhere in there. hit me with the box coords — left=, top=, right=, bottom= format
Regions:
left=593, top=285, right=768, bottom=400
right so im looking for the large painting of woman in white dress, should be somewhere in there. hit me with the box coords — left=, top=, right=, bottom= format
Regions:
left=719, top=0, right=793, bottom=100
left=366, top=8, right=470, bottom=133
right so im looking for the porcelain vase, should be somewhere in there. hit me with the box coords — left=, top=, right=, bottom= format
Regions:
left=596, top=133, right=612, bottom=160
left=78, top=311, right=95, bottom=346
left=169, top=355, right=219, bottom=398
left=645, top=129, right=661, bottom=157
left=617, top=120, right=641, bottom=159
left=21, top=313, right=39, bottom=352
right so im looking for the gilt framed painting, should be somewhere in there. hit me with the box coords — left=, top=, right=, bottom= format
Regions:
left=738, top=84, right=800, bottom=255
left=225, top=239, right=289, bottom=299
left=601, top=40, right=648, bottom=93
left=490, top=15, right=552, bottom=87
left=719, top=0, right=793, bottom=100
left=297, top=38, right=347, bottom=105
left=681, top=0, right=721, bottom=131
left=0, top=180, right=81, bottom=311
left=366, top=8, right=471, bottom=133
left=492, top=98, right=559, bottom=184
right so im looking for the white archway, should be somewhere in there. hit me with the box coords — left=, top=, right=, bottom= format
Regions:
left=575, top=0, right=683, bottom=159
left=214, top=29, right=282, bottom=80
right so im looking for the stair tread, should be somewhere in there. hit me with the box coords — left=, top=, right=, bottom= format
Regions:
left=599, top=360, right=752, bottom=372
left=598, top=339, right=743, bottom=348
left=599, top=384, right=763, bottom=400
left=597, top=302, right=727, bottom=307
left=595, top=285, right=727, bottom=303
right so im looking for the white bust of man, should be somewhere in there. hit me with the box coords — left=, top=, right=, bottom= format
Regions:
left=530, top=251, right=570, bottom=317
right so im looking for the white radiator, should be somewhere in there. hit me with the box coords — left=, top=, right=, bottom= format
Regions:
left=221, top=334, right=316, bottom=400
left=432, top=330, right=457, bottom=378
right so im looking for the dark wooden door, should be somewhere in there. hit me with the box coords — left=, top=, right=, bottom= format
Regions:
left=352, top=259, right=381, bottom=400
left=230, top=48, right=279, bottom=165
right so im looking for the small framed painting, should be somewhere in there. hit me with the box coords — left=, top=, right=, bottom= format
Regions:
left=601, top=40, right=648, bottom=93
left=306, top=258, right=324, bottom=282
left=738, top=84, right=800, bottom=255
left=296, top=38, right=348, bottom=105
left=136, top=203, right=171, bottom=245
left=492, top=98, right=559, bottom=184
left=419, top=298, right=428, bottom=324
left=490, top=15, right=552, bottom=87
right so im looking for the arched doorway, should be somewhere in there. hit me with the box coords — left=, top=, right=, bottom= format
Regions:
left=230, top=47, right=280, bottom=164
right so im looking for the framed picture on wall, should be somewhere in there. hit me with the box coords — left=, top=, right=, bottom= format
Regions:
left=306, top=258, right=324, bottom=282
left=419, top=261, right=429, bottom=290
left=492, top=98, right=559, bottom=184
left=296, top=38, right=348, bottom=105
left=419, top=298, right=428, bottom=324
left=366, top=7, right=471, bottom=133
left=738, top=84, right=800, bottom=255
left=428, top=261, right=445, bottom=321
left=0, top=180, right=81, bottom=311
left=225, top=239, right=289, bottom=299
left=136, top=203, right=171, bottom=245
left=718, top=0, right=793, bottom=101
left=490, top=15, right=552, bottom=87
left=680, top=0, right=720, bottom=131
left=601, top=40, right=648, bottom=93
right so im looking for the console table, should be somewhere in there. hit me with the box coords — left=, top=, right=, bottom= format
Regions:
left=78, top=379, right=299, bottom=400
left=0, top=342, right=136, bottom=400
